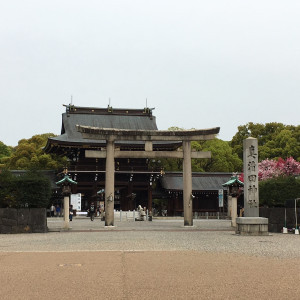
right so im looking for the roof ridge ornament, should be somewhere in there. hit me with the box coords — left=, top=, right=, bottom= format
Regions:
left=63, top=104, right=75, bottom=115
left=107, top=104, right=113, bottom=113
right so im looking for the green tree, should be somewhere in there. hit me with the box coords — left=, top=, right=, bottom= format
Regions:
left=192, top=139, right=243, bottom=172
left=231, top=122, right=300, bottom=161
left=15, top=171, right=52, bottom=208
left=0, top=169, right=17, bottom=207
left=4, top=133, right=68, bottom=170
left=0, top=170, right=52, bottom=208
left=259, top=176, right=300, bottom=207
left=0, top=141, right=13, bottom=168
left=152, top=158, right=182, bottom=172
left=0, top=141, right=12, bottom=159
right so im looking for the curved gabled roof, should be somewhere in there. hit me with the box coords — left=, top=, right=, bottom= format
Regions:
left=54, top=110, right=157, bottom=141
left=45, top=105, right=180, bottom=152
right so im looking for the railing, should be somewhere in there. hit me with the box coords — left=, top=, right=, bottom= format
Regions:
left=114, top=210, right=139, bottom=221
left=113, top=210, right=228, bottom=221
left=193, top=212, right=228, bottom=219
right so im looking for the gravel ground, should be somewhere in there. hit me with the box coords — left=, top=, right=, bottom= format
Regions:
left=0, top=218, right=299, bottom=259
left=1, top=218, right=300, bottom=300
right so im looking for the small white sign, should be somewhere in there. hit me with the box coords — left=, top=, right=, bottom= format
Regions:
left=71, top=193, right=82, bottom=211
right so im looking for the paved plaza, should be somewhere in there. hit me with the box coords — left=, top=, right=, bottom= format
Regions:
left=0, top=218, right=300, bottom=299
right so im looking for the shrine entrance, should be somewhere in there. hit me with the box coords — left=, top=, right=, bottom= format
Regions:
left=77, top=126, right=220, bottom=226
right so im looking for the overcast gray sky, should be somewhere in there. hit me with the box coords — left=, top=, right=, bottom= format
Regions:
left=1, top=0, right=299, bottom=146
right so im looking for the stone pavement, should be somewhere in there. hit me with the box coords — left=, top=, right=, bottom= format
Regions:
left=47, top=216, right=233, bottom=232
left=0, top=218, right=300, bottom=299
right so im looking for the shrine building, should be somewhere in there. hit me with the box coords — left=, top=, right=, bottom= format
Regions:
left=45, top=105, right=230, bottom=215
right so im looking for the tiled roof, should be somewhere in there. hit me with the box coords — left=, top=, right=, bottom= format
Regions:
left=161, top=172, right=233, bottom=191
left=45, top=106, right=180, bottom=151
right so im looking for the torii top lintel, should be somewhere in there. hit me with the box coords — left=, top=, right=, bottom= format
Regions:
left=76, top=125, right=220, bottom=141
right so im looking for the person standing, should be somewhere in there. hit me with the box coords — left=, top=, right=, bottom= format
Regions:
left=89, top=202, right=95, bottom=221
left=69, top=205, right=73, bottom=222
left=50, top=204, right=55, bottom=217
left=56, top=205, right=61, bottom=217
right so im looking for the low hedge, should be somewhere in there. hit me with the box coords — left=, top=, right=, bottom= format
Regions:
left=0, top=170, right=51, bottom=208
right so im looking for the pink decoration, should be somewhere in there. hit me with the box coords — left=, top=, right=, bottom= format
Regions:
left=258, top=157, right=300, bottom=180
left=240, top=157, right=300, bottom=181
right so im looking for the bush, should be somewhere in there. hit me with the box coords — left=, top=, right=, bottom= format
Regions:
left=0, top=169, right=16, bottom=207
left=259, top=176, right=300, bottom=207
left=0, top=170, right=51, bottom=208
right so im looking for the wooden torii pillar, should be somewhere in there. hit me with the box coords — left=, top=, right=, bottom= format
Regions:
left=76, top=126, right=220, bottom=226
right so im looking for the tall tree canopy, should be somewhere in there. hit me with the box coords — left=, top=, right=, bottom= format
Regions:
left=230, top=122, right=300, bottom=161
left=0, top=141, right=12, bottom=159
left=191, top=139, right=242, bottom=172
left=1, top=134, right=67, bottom=170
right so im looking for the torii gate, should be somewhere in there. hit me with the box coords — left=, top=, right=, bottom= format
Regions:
left=76, top=126, right=220, bottom=226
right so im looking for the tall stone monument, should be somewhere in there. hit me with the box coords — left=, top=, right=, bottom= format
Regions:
left=243, top=137, right=259, bottom=217
left=236, top=137, right=269, bottom=235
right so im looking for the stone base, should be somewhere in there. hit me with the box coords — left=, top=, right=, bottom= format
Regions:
left=236, top=217, right=269, bottom=236
left=104, top=225, right=115, bottom=229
